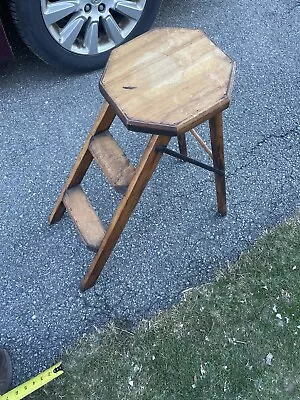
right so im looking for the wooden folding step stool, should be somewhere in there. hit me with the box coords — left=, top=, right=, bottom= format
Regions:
left=49, top=28, right=235, bottom=291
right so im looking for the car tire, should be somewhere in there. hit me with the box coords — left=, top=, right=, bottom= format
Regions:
left=9, top=0, right=162, bottom=71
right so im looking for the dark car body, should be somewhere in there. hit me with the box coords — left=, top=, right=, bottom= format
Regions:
left=0, top=17, right=13, bottom=63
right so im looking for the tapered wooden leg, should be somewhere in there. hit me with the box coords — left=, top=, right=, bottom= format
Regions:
left=81, top=134, right=171, bottom=291
left=49, top=102, right=116, bottom=224
left=209, top=113, right=227, bottom=216
left=177, top=133, right=187, bottom=156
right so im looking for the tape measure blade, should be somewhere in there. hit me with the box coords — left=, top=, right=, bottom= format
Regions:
left=0, top=362, right=63, bottom=400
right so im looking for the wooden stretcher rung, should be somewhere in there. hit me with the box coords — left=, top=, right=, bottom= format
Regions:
left=89, top=131, right=136, bottom=194
left=190, top=129, right=213, bottom=159
left=63, top=186, right=106, bottom=252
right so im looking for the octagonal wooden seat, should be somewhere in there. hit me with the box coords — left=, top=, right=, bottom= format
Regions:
left=100, top=28, right=235, bottom=136
left=49, top=28, right=236, bottom=291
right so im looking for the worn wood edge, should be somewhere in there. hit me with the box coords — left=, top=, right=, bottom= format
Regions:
left=177, top=98, right=229, bottom=135
left=114, top=164, right=136, bottom=194
left=98, top=84, right=178, bottom=136
left=204, top=33, right=236, bottom=70
left=89, top=131, right=136, bottom=193
left=226, top=61, right=236, bottom=100
left=143, top=27, right=206, bottom=35
left=199, top=35, right=236, bottom=101
left=99, top=88, right=231, bottom=137
left=63, top=186, right=106, bottom=251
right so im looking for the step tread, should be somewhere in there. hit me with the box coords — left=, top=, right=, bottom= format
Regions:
left=63, top=186, right=106, bottom=252
left=89, top=131, right=135, bottom=194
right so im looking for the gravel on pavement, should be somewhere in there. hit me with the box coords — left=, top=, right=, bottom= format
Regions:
left=0, top=0, right=299, bottom=386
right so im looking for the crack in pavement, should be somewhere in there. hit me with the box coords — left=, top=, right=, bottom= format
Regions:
left=227, top=125, right=299, bottom=176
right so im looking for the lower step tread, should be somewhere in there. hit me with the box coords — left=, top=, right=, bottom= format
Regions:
left=63, top=186, right=106, bottom=252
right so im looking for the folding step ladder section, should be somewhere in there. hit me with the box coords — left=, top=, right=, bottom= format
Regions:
left=63, top=186, right=106, bottom=252
left=89, top=131, right=136, bottom=194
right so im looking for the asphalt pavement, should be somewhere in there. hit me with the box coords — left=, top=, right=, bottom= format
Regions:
left=0, top=0, right=299, bottom=387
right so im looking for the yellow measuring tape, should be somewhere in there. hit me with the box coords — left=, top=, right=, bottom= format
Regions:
left=0, top=362, right=63, bottom=400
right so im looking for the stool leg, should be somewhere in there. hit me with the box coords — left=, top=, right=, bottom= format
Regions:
left=209, top=113, right=227, bottom=216
left=177, top=133, right=187, bottom=157
left=49, top=101, right=116, bottom=224
left=81, top=134, right=171, bottom=291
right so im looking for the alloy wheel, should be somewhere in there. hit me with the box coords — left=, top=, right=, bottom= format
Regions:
left=41, top=0, right=146, bottom=55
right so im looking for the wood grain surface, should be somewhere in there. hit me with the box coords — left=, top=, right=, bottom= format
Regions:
left=100, top=28, right=235, bottom=135
left=89, top=131, right=135, bottom=194
left=63, top=186, right=106, bottom=252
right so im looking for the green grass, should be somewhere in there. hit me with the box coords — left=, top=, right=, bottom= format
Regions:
left=30, top=215, right=300, bottom=400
